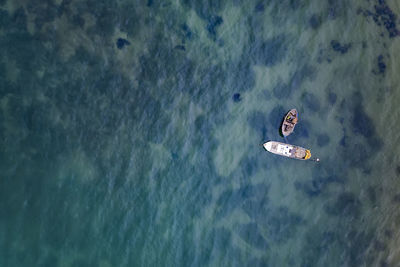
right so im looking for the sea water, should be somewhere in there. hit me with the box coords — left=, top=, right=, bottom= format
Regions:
left=1, top=0, right=400, bottom=266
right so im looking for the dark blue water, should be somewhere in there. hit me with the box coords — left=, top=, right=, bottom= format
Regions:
left=1, top=0, right=400, bottom=266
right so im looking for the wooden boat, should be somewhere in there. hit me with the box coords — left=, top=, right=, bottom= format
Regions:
left=263, top=141, right=312, bottom=160
left=281, top=109, right=298, bottom=136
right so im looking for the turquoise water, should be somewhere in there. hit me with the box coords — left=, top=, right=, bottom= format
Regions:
left=1, top=0, right=400, bottom=266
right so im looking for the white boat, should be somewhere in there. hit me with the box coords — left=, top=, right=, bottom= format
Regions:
left=263, top=141, right=313, bottom=160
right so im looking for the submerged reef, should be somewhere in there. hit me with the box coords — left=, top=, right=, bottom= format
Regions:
left=328, top=92, right=337, bottom=105
left=254, top=2, right=265, bottom=12
left=396, top=165, right=400, bottom=175
left=309, top=14, right=322, bottom=29
left=330, top=40, right=351, bottom=54
left=207, top=15, right=223, bottom=39
left=180, top=23, right=193, bottom=40
left=373, top=55, right=386, bottom=75
left=352, top=105, right=376, bottom=138
left=363, top=0, right=399, bottom=38
left=327, top=0, right=347, bottom=20
left=116, top=38, right=130, bottom=49
left=232, top=93, right=241, bottom=102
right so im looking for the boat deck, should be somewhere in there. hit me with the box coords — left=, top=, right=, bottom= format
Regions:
left=276, top=143, right=292, bottom=156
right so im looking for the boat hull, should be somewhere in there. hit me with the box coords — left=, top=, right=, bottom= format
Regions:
left=281, top=109, right=298, bottom=137
left=263, top=141, right=311, bottom=160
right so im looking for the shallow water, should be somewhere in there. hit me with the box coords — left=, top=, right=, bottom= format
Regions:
left=1, top=0, right=400, bottom=266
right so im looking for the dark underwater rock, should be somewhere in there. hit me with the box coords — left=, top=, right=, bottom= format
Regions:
left=327, top=0, right=344, bottom=20
left=328, top=92, right=337, bottom=105
left=328, top=7, right=336, bottom=20
left=392, top=194, right=400, bottom=203
left=181, top=23, right=193, bottom=40
left=116, top=38, right=130, bottom=49
left=182, top=0, right=225, bottom=20
left=317, top=133, right=330, bottom=147
left=233, top=93, right=241, bottom=102
left=31, top=2, right=59, bottom=29
left=364, top=0, right=399, bottom=38
left=352, top=105, right=375, bottom=138
left=174, top=45, right=186, bottom=51
left=373, top=240, right=386, bottom=251
left=254, top=2, right=265, bottom=12
left=367, top=186, right=377, bottom=205
left=366, top=136, right=383, bottom=151
left=375, top=2, right=399, bottom=37
left=207, top=15, right=223, bottom=38
left=309, top=14, right=322, bottom=29
left=0, top=9, right=10, bottom=29
left=396, top=165, right=400, bottom=175
left=71, top=14, right=85, bottom=28
left=330, top=40, right=351, bottom=54
left=339, top=135, right=346, bottom=146
left=384, top=229, right=392, bottom=238
left=377, top=55, right=386, bottom=74
left=11, top=7, right=27, bottom=32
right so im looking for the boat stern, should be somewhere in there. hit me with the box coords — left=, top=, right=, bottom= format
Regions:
left=305, top=149, right=311, bottom=160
